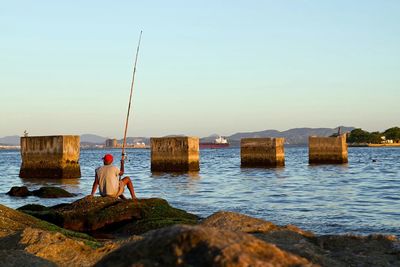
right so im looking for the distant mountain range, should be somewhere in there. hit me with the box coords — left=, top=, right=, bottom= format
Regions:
left=0, top=135, right=19, bottom=146
left=224, top=126, right=355, bottom=146
left=0, top=126, right=355, bottom=146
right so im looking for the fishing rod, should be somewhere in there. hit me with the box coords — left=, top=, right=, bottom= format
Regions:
left=121, top=30, right=143, bottom=160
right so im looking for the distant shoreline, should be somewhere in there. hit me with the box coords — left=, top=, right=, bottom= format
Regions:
left=348, top=143, right=400, bottom=147
left=2, top=143, right=400, bottom=150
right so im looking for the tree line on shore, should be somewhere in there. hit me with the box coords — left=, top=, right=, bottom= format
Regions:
left=347, top=127, right=400, bottom=144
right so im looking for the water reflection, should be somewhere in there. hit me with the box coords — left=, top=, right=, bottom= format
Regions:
left=151, top=171, right=200, bottom=179
left=20, top=177, right=80, bottom=186
left=240, top=166, right=287, bottom=179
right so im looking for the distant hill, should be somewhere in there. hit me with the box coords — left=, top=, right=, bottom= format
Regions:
left=227, top=126, right=355, bottom=145
left=0, top=135, right=20, bottom=145
left=80, top=134, right=108, bottom=144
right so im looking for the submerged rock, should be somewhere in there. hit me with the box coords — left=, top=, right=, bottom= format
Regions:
left=6, top=186, right=31, bottom=197
left=19, top=196, right=199, bottom=235
left=31, top=187, right=74, bottom=198
left=95, top=224, right=313, bottom=267
left=6, top=186, right=74, bottom=198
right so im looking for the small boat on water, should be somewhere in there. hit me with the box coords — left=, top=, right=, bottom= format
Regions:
left=200, top=136, right=230, bottom=149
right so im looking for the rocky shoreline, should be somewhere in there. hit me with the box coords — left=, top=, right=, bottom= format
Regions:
left=1, top=195, right=399, bottom=267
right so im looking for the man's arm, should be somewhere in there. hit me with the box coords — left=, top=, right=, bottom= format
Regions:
left=119, top=156, right=125, bottom=176
left=90, top=172, right=99, bottom=196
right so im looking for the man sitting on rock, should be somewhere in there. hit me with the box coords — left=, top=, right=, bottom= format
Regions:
left=90, top=154, right=137, bottom=200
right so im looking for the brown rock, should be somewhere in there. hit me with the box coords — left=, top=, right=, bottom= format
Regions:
left=0, top=203, right=122, bottom=266
left=6, top=186, right=31, bottom=197
left=0, top=249, right=56, bottom=267
left=0, top=203, right=50, bottom=237
left=95, top=224, right=314, bottom=267
left=254, top=231, right=342, bottom=267
left=201, top=211, right=279, bottom=233
left=315, top=234, right=400, bottom=266
left=0, top=227, right=121, bottom=267
left=202, top=211, right=400, bottom=266
left=201, top=211, right=313, bottom=237
left=31, top=187, right=74, bottom=198
left=19, top=196, right=198, bottom=235
left=48, top=196, right=142, bottom=232
left=7, top=186, right=75, bottom=198
left=22, top=228, right=115, bottom=267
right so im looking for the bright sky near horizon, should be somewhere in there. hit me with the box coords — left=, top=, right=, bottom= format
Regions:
left=1, top=1, right=399, bottom=138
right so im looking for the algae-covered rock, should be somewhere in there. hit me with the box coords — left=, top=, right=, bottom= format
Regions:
left=31, top=187, right=74, bottom=198
left=0, top=203, right=99, bottom=246
left=0, top=203, right=53, bottom=238
left=95, top=224, right=314, bottom=267
left=116, top=197, right=199, bottom=235
left=6, top=186, right=31, bottom=197
left=0, top=204, right=123, bottom=266
left=18, top=204, right=64, bottom=227
left=7, top=186, right=74, bottom=198
left=19, top=196, right=199, bottom=235
left=19, top=196, right=141, bottom=233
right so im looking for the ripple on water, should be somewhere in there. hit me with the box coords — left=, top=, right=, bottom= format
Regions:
left=0, top=147, right=399, bottom=237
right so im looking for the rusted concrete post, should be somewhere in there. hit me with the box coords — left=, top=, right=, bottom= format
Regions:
left=19, top=135, right=81, bottom=178
left=309, top=135, right=348, bottom=164
left=151, top=137, right=199, bottom=172
left=241, top=138, right=285, bottom=167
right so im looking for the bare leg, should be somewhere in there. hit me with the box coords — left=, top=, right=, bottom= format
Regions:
left=121, top=176, right=137, bottom=199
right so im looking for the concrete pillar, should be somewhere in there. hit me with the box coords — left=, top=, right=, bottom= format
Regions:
left=151, top=137, right=199, bottom=172
left=308, top=135, right=348, bottom=164
left=19, top=135, right=81, bottom=178
left=241, top=138, right=285, bottom=167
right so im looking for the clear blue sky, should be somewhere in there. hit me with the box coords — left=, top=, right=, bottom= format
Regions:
left=1, top=0, right=399, bottom=138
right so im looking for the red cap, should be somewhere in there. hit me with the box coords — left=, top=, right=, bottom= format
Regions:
left=102, top=154, right=113, bottom=163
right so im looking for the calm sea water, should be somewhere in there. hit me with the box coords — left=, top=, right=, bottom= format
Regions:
left=0, top=147, right=399, bottom=237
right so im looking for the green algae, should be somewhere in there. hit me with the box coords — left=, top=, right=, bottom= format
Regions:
left=18, top=197, right=199, bottom=237
left=31, top=187, right=74, bottom=198
left=123, top=198, right=199, bottom=234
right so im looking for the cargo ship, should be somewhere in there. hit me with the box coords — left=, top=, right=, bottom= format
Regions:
left=200, top=136, right=230, bottom=149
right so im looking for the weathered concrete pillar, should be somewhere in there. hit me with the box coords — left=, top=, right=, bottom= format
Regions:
left=309, top=135, right=348, bottom=164
left=19, top=135, right=81, bottom=178
left=241, top=138, right=285, bottom=167
left=151, top=137, right=199, bottom=172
